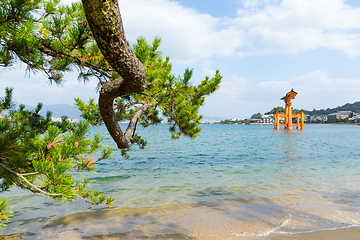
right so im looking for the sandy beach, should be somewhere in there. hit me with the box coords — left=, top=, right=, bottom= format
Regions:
left=266, top=227, right=360, bottom=240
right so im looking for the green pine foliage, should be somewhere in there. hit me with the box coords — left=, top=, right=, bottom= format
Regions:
left=0, top=88, right=114, bottom=231
left=0, top=0, right=108, bottom=85
left=0, top=197, right=13, bottom=231
left=133, top=37, right=221, bottom=140
left=75, top=37, right=222, bottom=156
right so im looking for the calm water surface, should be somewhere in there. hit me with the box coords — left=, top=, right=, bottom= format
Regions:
left=2, top=124, right=360, bottom=239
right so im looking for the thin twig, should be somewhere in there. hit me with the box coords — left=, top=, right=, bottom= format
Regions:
left=76, top=194, right=93, bottom=205
left=21, top=172, right=41, bottom=176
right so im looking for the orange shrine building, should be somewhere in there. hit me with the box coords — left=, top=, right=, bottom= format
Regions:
left=273, top=89, right=305, bottom=130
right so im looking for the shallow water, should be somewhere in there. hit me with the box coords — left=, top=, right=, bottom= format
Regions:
left=2, top=124, right=360, bottom=239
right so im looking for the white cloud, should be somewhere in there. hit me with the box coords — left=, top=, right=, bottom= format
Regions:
left=233, top=0, right=360, bottom=56
left=59, top=0, right=360, bottom=64
left=242, top=0, right=281, bottom=9
left=120, top=0, right=222, bottom=64
left=237, top=0, right=360, bottom=30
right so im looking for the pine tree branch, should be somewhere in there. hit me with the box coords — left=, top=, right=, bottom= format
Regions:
left=125, top=103, right=151, bottom=141
left=114, top=101, right=148, bottom=110
left=82, top=0, right=147, bottom=149
left=38, top=38, right=112, bottom=78
left=76, top=193, right=93, bottom=205
left=81, top=0, right=146, bottom=91
left=98, top=78, right=128, bottom=149
left=21, top=172, right=41, bottom=176
left=0, top=162, right=63, bottom=198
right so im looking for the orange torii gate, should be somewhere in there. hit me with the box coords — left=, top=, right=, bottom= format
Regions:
left=273, top=89, right=305, bottom=130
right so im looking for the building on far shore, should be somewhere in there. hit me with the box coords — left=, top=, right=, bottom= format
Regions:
left=327, top=111, right=352, bottom=122
left=249, top=115, right=275, bottom=124
left=306, top=115, right=327, bottom=122
left=51, top=117, right=80, bottom=123
left=349, top=113, right=360, bottom=123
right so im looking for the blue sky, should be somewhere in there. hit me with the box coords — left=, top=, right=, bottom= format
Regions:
left=1, top=0, right=360, bottom=119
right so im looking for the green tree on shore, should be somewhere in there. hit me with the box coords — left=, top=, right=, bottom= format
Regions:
left=265, top=107, right=285, bottom=114
left=251, top=113, right=262, bottom=119
left=0, top=0, right=221, bottom=230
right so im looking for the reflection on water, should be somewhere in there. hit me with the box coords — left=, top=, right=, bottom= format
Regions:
left=1, top=124, right=360, bottom=239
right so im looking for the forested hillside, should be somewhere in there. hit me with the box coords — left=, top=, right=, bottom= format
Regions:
left=304, top=101, right=360, bottom=116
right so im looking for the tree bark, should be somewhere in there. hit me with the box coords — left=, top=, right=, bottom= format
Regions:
left=81, top=0, right=146, bottom=149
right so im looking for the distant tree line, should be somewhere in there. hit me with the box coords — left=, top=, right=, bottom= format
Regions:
left=304, top=101, right=360, bottom=116
left=219, top=119, right=250, bottom=124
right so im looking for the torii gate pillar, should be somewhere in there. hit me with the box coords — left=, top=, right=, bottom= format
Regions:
left=273, top=89, right=305, bottom=130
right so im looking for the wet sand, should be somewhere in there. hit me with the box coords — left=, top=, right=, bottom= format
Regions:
left=266, top=227, right=360, bottom=240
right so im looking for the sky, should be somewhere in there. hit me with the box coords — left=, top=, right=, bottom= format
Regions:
left=1, top=0, right=360, bottom=119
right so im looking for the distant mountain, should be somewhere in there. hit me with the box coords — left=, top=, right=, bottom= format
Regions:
left=25, top=104, right=81, bottom=119
left=304, top=101, right=360, bottom=116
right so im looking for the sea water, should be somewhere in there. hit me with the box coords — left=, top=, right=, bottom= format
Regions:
left=1, top=124, right=360, bottom=239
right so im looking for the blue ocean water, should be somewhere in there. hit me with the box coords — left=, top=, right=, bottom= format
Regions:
left=2, top=124, right=360, bottom=239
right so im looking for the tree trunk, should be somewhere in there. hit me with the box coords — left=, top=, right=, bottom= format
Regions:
left=81, top=0, right=146, bottom=149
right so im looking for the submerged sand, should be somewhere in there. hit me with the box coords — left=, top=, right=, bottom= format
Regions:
left=2, top=202, right=360, bottom=239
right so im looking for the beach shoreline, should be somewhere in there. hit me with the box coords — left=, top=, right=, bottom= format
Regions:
left=266, top=227, right=360, bottom=240
left=2, top=226, right=360, bottom=240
